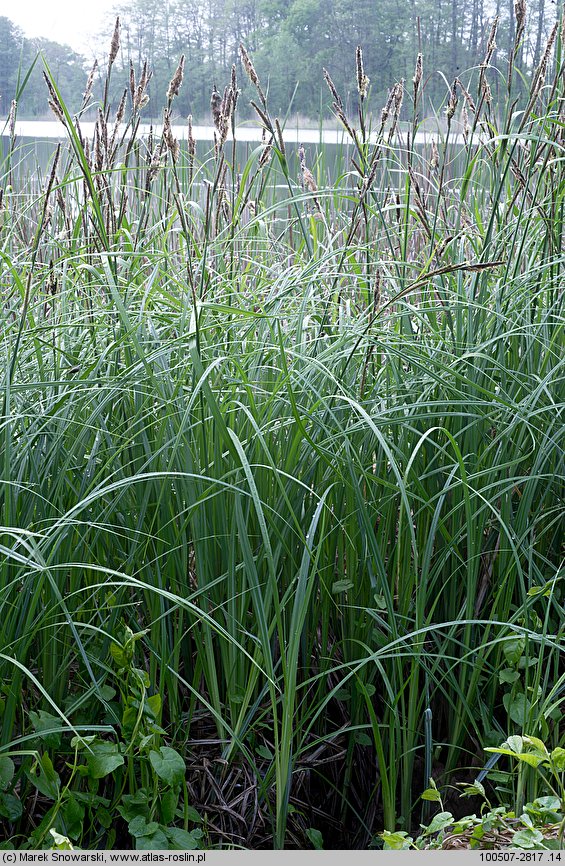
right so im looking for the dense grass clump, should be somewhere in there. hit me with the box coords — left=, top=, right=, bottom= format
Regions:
left=0, top=21, right=563, bottom=850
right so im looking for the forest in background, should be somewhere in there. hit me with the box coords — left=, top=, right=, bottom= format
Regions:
left=0, top=0, right=562, bottom=121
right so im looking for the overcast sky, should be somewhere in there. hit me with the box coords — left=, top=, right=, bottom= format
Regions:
left=0, top=0, right=117, bottom=55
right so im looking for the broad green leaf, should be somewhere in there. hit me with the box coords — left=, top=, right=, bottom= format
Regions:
left=305, top=828, right=324, bottom=849
left=118, top=790, right=149, bottom=822
left=25, top=753, right=60, bottom=800
left=229, top=687, right=245, bottom=706
left=96, top=806, right=112, bottom=829
left=421, top=788, right=442, bottom=803
left=29, top=710, right=62, bottom=748
left=522, top=736, right=548, bottom=757
left=86, top=742, right=124, bottom=779
left=0, top=757, right=15, bottom=791
left=520, top=812, right=534, bottom=828
left=110, top=643, right=129, bottom=669
left=423, top=811, right=454, bottom=835
left=511, top=828, right=544, bottom=849
left=334, top=688, right=350, bottom=701
left=532, top=796, right=561, bottom=812
left=332, top=579, right=354, bottom=594
left=136, top=830, right=168, bottom=851
left=146, top=694, right=162, bottom=719
left=61, top=796, right=85, bottom=840
left=99, top=686, right=116, bottom=701
left=503, top=691, right=528, bottom=725
left=0, top=793, right=22, bottom=821
left=487, top=771, right=512, bottom=783
left=165, top=827, right=202, bottom=849
left=550, top=748, right=565, bottom=770
left=185, top=806, right=203, bottom=824
left=458, top=780, right=486, bottom=799
left=451, top=817, right=478, bottom=833
left=524, top=797, right=563, bottom=825
left=373, top=594, right=387, bottom=610
left=129, top=816, right=159, bottom=839
left=502, top=637, right=525, bottom=667
left=499, top=669, right=521, bottom=684
left=484, top=747, right=545, bottom=768
left=160, top=789, right=178, bottom=825
left=353, top=731, right=372, bottom=746
left=70, top=735, right=96, bottom=750
left=149, top=747, right=185, bottom=787
left=132, top=668, right=150, bottom=688
left=355, top=682, right=375, bottom=697
left=528, top=579, right=559, bottom=598
left=471, top=824, right=486, bottom=842
left=514, top=754, right=546, bottom=768
left=507, top=736, right=524, bottom=754
left=121, top=706, right=138, bottom=737
left=122, top=790, right=149, bottom=807
left=381, top=830, right=413, bottom=850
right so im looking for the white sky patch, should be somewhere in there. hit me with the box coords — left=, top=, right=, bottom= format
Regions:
left=0, top=0, right=117, bottom=55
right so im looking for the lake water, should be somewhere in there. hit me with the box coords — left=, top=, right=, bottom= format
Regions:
left=7, top=120, right=455, bottom=146
left=1, top=120, right=476, bottom=195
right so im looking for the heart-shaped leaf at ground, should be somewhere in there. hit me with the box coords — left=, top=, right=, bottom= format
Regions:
left=136, top=830, right=168, bottom=851
left=129, top=816, right=159, bottom=838
left=165, top=827, right=202, bottom=849
left=512, top=828, right=544, bottom=849
left=149, top=747, right=186, bottom=787
left=129, top=816, right=169, bottom=850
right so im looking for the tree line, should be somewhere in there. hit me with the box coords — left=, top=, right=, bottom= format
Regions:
left=0, top=0, right=561, bottom=122
left=0, top=17, right=85, bottom=116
